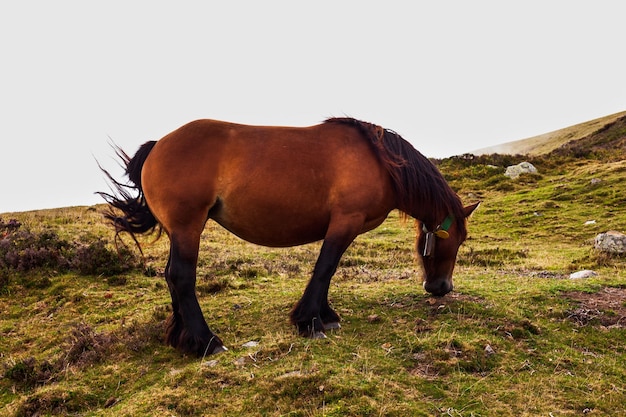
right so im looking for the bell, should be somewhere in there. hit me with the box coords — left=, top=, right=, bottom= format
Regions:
left=423, top=232, right=435, bottom=257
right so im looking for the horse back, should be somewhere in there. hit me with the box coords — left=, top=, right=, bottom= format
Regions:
left=141, top=119, right=395, bottom=246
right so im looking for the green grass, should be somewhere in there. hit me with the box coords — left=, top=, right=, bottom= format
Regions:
left=1, top=155, right=626, bottom=416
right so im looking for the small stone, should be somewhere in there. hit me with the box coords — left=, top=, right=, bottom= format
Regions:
left=277, top=370, right=302, bottom=379
left=104, top=397, right=118, bottom=408
left=367, top=314, right=380, bottom=323
left=242, top=341, right=259, bottom=348
left=484, top=344, right=495, bottom=356
left=569, top=270, right=597, bottom=279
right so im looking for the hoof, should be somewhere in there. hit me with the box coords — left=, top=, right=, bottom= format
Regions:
left=323, top=322, right=341, bottom=331
left=199, top=336, right=228, bottom=357
left=210, top=345, right=228, bottom=355
left=310, top=331, right=327, bottom=339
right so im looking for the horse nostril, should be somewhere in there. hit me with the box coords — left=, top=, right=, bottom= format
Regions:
left=424, top=280, right=453, bottom=297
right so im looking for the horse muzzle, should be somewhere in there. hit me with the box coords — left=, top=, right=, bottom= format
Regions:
left=423, top=278, right=453, bottom=297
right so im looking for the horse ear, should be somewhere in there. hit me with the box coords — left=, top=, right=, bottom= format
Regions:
left=463, top=202, right=480, bottom=218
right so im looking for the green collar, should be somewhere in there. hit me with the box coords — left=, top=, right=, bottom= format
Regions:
left=440, top=215, right=454, bottom=232
left=422, top=215, right=454, bottom=240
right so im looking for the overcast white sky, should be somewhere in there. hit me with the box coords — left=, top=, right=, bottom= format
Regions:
left=1, top=2, right=625, bottom=213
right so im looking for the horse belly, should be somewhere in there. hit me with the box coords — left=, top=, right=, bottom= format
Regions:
left=211, top=186, right=332, bottom=247
left=209, top=141, right=393, bottom=247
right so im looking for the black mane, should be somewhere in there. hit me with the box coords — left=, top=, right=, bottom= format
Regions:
left=325, top=117, right=466, bottom=233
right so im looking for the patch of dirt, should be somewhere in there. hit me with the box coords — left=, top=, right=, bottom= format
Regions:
left=381, top=292, right=485, bottom=318
left=564, top=287, right=626, bottom=328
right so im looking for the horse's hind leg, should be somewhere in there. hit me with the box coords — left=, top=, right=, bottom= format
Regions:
left=165, top=228, right=225, bottom=356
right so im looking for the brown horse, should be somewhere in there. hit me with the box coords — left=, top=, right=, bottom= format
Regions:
left=100, top=117, right=478, bottom=356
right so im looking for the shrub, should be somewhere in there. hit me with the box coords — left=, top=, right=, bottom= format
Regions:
left=3, top=357, right=56, bottom=390
left=64, top=323, right=117, bottom=367
left=71, top=238, right=138, bottom=276
left=0, top=223, right=71, bottom=272
left=0, top=218, right=139, bottom=278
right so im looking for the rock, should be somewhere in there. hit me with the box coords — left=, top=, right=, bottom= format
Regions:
left=242, top=341, right=259, bottom=348
left=595, top=230, right=626, bottom=254
left=277, top=370, right=302, bottom=379
left=569, top=270, right=597, bottom=279
left=104, top=397, right=118, bottom=408
left=367, top=314, right=381, bottom=323
left=584, top=220, right=596, bottom=225
left=504, top=162, right=538, bottom=179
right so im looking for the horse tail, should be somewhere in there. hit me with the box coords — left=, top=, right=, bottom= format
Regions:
left=98, top=141, right=161, bottom=251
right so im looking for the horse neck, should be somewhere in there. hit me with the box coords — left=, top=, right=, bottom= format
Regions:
left=404, top=197, right=456, bottom=228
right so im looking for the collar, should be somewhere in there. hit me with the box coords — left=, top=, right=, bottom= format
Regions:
left=421, top=215, right=453, bottom=257
left=422, top=215, right=454, bottom=239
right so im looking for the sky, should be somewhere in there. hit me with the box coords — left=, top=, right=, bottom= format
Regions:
left=1, top=1, right=625, bottom=213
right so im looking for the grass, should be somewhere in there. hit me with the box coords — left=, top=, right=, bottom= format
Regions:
left=1, top=152, right=626, bottom=416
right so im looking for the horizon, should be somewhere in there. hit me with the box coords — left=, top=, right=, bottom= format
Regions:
left=2, top=109, right=623, bottom=216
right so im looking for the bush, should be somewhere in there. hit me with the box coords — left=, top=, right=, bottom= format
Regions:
left=0, top=218, right=139, bottom=278
left=71, top=239, right=138, bottom=276
left=3, top=357, right=57, bottom=391
left=0, top=223, right=71, bottom=272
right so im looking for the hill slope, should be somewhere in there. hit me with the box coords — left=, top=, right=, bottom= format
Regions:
left=1, top=129, right=626, bottom=416
left=472, top=110, right=626, bottom=156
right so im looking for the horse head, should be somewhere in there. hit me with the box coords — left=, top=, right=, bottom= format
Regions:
left=418, top=202, right=479, bottom=296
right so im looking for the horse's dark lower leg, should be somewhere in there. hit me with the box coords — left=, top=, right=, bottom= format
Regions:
left=164, top=257, right=187, bottom=349
left=290, top=237, right=350, bottom=336
left=320, top=288, right=341, bottom=330
left=166, top=240, right=225, bottom=356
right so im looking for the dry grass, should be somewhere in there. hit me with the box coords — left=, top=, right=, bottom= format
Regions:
left=2, top=152, right=626, bottom=415
left=473, top=110, right=626, bottom=156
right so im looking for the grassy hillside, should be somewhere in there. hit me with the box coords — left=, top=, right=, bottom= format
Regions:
left=1, top=145, right=626, bottom=415
left=472, top=110, right=626, bottom=156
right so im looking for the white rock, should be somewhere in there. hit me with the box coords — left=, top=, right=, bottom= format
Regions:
left=595, top=230, right=626, bottom=254
left=569, top=270, right=597, bottom=279
left=504, top=162, right=538, bottom=179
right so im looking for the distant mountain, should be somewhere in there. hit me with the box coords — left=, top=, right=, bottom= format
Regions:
left=472, top=111, right=626, bottom=156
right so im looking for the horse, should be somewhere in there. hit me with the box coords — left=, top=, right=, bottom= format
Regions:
left=99, top=117, right=478, bottom=357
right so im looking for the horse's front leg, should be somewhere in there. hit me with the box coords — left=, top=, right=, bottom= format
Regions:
left=165, top=235, right=226, bottom=356
left=290, top=223, right=360, bottom=338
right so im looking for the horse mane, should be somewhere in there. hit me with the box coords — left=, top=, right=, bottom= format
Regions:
left=324, top=117, right=466, bottom=233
